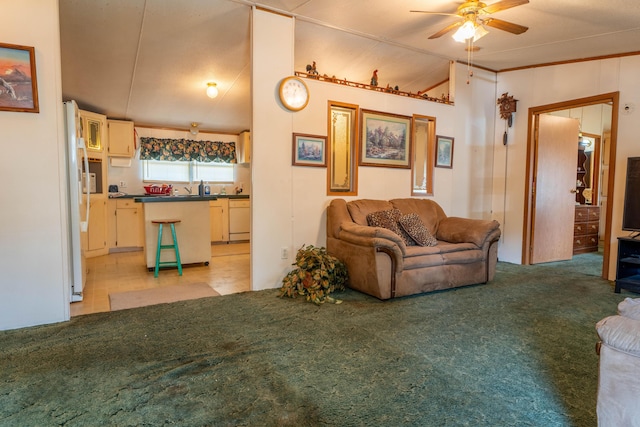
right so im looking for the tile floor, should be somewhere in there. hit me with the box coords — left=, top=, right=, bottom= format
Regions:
left=70, top=242, right=250, bottom=317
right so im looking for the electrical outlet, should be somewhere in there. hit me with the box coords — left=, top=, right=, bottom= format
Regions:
left=119, top=180, right=127, bottom=188
left=281, top=247, right=288, bottom=259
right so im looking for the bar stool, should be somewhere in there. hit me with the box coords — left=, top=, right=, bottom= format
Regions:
left=152, top=219, right=182, bottom=277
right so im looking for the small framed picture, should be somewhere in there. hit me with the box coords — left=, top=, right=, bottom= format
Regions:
left=435, top=135, right=454, bottom=168
left=292, top=133, right=327, bottom=167
left=0, top=42, right=39, bottom=113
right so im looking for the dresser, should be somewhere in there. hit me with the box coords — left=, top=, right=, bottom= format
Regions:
left=573, top=205, right=599, bottom=254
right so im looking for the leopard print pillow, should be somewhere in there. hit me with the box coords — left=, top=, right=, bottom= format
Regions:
left=366, top=209, right=415, bottom=246
left=399, top=213, right=437, bottom=246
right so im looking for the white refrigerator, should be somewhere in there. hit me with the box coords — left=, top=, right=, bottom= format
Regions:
left=64, top=100, right=90, bottom=302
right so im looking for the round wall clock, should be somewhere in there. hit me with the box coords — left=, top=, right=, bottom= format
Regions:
left=278, top=76, right=309, bottom=111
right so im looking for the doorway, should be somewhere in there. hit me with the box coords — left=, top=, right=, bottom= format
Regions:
left=523, top=92, right=619, bottom=279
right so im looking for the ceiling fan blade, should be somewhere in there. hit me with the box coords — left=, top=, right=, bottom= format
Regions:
left=428, top=21, right=463, bottom=39
left=410, top=10, right=460, bottom=17
left=483, top=18, right=528, bottom=34
left=481, top=0, right=529, bottom=15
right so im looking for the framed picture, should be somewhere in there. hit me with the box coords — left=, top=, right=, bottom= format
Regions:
left=292, top=133, right=327, bottom=167
left=0, top=43, right=39, bottom=113
left=359, top=109, right=411, bottom=168
left=435, top=135, right=454, bottom=168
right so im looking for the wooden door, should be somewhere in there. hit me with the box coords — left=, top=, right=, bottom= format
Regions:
left=531, top=114, right=579, bottom=263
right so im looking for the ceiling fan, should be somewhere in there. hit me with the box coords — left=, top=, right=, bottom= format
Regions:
left=411, top=0, right=529, bottom=41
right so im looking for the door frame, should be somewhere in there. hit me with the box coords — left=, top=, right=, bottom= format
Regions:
left=522, top=92, right=620, bottom=279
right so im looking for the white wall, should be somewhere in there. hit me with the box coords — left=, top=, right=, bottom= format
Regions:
left=250, top=8, right=498, bottom=291
left=492, top=55, right=640, bottom=279
left=0, top=0, right=69, bottom=330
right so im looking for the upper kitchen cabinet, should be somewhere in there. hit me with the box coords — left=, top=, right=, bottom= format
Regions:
left=237, top=131, right=251, bottom=164
left=107, top=119, right=135, bottom=158
left=79, top=109, right=107, bottom=153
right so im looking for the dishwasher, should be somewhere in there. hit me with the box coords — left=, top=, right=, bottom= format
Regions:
left=229, top=199, right=250, bottom=241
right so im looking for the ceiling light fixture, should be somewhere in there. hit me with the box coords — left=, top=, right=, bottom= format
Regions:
left=451, top=17, right=487, bottom=84
left=190, top=122, right=199, bottom=136
left=452, top=20, right=477, bottom=42
left=206, top=82, right=218, bottom=99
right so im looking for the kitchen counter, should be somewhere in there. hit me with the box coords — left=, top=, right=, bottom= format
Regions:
left=134, top=195, right=220, bottom=203
left=110, top=193, right=249, bottom=201
left=138, top=198, right=213, bottom=269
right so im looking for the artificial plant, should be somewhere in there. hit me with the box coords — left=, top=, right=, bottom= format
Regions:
left=279, top=245, right=348, bottom=304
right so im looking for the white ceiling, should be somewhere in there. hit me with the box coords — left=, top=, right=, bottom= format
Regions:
left=59, top=0, right=640, bottom=134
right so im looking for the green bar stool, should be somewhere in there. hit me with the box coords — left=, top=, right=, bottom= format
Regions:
left=152, top=219, right=183, bottom=277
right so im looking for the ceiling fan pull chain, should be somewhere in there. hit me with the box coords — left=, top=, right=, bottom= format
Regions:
left=466, top=39, right=474, bottom=84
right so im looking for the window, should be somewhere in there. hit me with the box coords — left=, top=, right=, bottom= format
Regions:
left=142, top=160, right=234, bottom=183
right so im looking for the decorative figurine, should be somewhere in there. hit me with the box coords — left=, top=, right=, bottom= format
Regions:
left=370, top=69, right=378, bottom=87
left=306, top=61, right=318, bottom=76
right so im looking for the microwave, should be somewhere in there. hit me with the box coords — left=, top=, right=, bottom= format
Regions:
left=82, top=172, right=97, bottom=193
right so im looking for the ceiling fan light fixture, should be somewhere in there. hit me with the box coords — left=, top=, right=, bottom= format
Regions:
left=452, top=20, right=477, bottom=42
left=206, top=82, right=218, bottom=98
left=473, top=24, right=488, bottom=42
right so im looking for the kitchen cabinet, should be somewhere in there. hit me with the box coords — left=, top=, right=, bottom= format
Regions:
left=237, top=131, right=251, bottom=163
left=85, top=197, right=108, bottom=257
left=210, top=199, right=229, bottom=242
left=80, top=110, right=106, bottom=153
left=108, top=199, right=144, bottom=250
left=107, top=119, right=135, bottom=157
left=229, top=199, right=250, bottom=241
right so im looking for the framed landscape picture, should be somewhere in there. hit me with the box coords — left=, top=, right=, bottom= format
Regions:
left=359, top=109, right=411, bottom=168
left=292, top=133, right=327, bottom=167
left=0, top=43, right=39, bottom=113
left=435, top=135, right=454, bottom=168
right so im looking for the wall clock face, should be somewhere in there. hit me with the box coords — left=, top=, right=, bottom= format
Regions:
left=279, top=77, right=309, bottom=111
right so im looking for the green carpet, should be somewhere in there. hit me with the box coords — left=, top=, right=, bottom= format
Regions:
left=0, top=257, right=632, bottom=426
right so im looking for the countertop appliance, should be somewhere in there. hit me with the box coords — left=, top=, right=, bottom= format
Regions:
left=64, top=100, right=90, bottom=302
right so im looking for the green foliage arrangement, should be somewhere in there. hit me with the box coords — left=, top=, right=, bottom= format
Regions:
left=279, top=245, right=348, bottom=304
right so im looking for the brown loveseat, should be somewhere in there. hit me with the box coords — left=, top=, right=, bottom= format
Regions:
left=326, top=198, right=501, bottom=300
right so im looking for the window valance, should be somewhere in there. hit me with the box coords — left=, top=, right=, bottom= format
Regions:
left=139, top=137, right=237, bottom=163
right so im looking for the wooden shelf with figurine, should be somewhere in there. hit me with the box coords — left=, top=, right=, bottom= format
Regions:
left=294, top=67, right=452, bottom=105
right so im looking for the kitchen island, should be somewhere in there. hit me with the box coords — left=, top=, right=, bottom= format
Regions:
left=135, top=195, right=220, bottom=270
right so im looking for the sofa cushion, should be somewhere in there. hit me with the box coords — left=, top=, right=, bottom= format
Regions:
left=390, top=198, right=447, bottom=235
left=618, top=298, right=640, bottom=320
left=399, top=213, right=437, bottom=246
left=347, top=199, right=394, bottom=226
left=366, top=209, right=415, bottom=246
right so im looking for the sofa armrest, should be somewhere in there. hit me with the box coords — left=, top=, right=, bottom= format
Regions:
left=596, top=315, right=640, bottom=358
left=436, top=217, right=501, bottom=247
left=340, top=222, right=406, bottom=252
left=338, top=222, right=406, bottom=271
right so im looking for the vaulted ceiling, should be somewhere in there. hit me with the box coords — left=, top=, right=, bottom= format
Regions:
left=59, top=0, right=640, bottom=134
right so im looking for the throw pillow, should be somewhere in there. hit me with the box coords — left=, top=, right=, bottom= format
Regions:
left=399, top=213, right=437, bottom=247
left=367, top=209, right=416, bottom=246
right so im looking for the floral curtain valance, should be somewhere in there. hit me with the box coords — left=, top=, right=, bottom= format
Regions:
left=139, top=137, right=237, bottom=163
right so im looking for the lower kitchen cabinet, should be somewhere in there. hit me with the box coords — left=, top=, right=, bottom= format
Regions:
left=85, top=197, right=108, bottom=257
left=210, top=199, right=229, bottom=242
left=108, top=199, right=144, bottom=250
